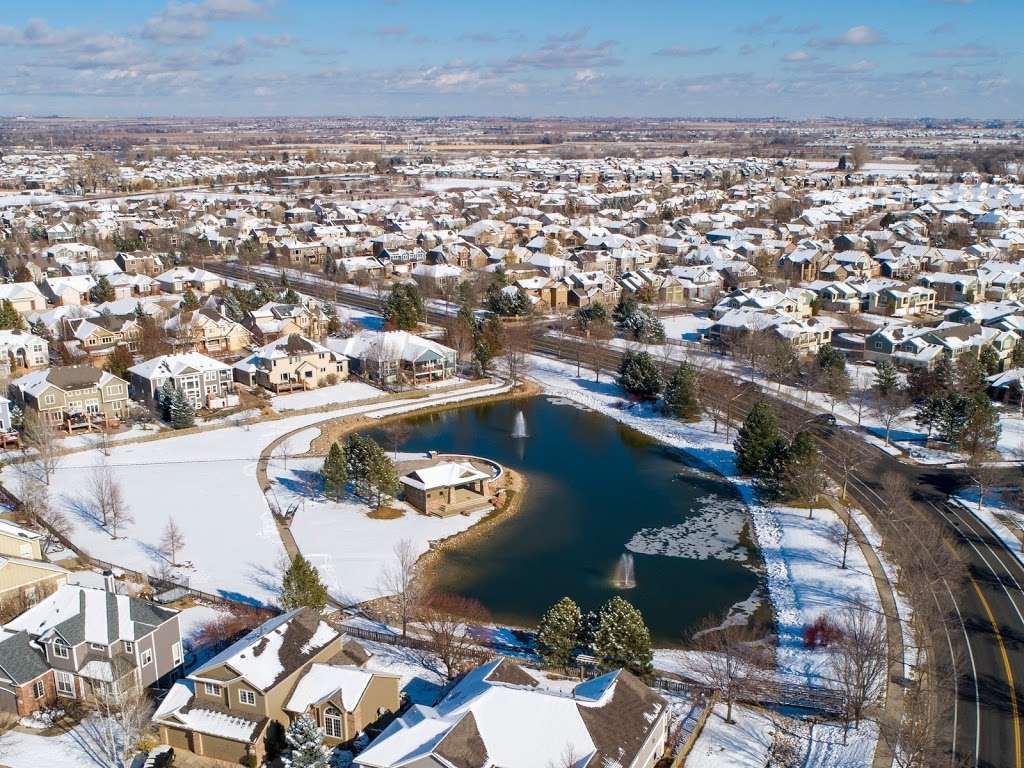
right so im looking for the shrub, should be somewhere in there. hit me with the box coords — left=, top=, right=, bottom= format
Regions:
left=802, top=614, right=843, bottom=649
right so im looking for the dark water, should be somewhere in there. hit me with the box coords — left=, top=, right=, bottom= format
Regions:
left=368, top=396, right=758, bottom=645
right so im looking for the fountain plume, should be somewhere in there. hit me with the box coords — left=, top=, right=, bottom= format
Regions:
left=612, top=552, right=636, bottom=589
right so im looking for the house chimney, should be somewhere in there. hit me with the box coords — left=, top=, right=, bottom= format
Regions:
left=102, top=570, right=116, bottom=593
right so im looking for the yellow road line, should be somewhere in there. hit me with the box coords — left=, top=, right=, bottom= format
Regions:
left=972, top=576, right=1022, bottom=768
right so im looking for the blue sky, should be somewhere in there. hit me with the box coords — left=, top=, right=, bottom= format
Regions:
left=0, top=0, right=1019, bottom=118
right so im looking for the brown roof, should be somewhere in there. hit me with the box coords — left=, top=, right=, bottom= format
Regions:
left=576, top=670, right=667, bottom=768
left=434, top=711, right=488, bottom=768
left=47, top=365, right=103, bottom=390
left=283, top=333, right=315, bottom=354
left=483, top=658, right=538, bottom=688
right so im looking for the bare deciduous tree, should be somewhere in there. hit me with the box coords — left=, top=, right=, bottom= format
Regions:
left=691, top=619, right=772, bottom=724
left=378, top=538, right=422, bottom=638
left=21, top=410, right=61, bottom=485
left=16, top=474, right=70, bottom=553
left=828, top=604, right=889, bottom=733
left=418, top=592, right=489, bottom=680
left=89, top=464, right=131, bottom=538
left=74, top=681, right=153, bottom=768
left=880, top=678, right=947, bottom=768
left=871, top=390, right=910, bottom=446
left=159, top=516, right=186, bottom=566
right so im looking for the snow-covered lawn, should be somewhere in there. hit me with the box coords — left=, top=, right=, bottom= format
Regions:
left=271, top=455, right=488, bottom=605
left=271, top=380, right=383, bottom=412
left=660, top=313, right=713, bottom=343
left=3, top=715, right=130, bottom=768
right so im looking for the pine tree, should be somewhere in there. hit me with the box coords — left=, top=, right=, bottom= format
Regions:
left=283, top=714, right=330, bottom=768
left=365, top=445, right=400, bottom=509
left=0, top=300, right=24, bottom=330
left=282, top=288, right=301, bottom=305
left=664, top=363, right=701, bottom=420
left=612, top=294, right=639, bottom=324
left=29, top=318, right=51, bottom=341
left=933, top=356, right=955, bottom=394
left=872, top=360, right=900, bottom=398
left=90, top=276, right=115, bottom=304
left=1012, top=341, right=1024, bottom=369
left=618, top=351, right=663, bottom=401
left=157, top=380, right=176, bottom=422
left=537, top=597, right=582, bottom=671
left=383, top=284, right=424, bottom=330
left=979, top=345, right=1000, bottom=376
left=960, top=393, right=1001, bottom=458
left=817, top=343, right=846, bottom=373
left=320, top=442, right=348, bottom=500
left=622, top=309, right=666, bottom=344
left=170, top=388, right=195, bottom=429
left=280, top=553, right=328, bottom=612
left=104, top=344, right=134, bottom=382
left=222, top=292, right=244, bottom=322
left=734, top=401, right=783, bottom=477
left=957, top=353, right=988, bottom=396
left=180, top=288, right=201, bottom=311
left=594, top=596, right=653, bottom=675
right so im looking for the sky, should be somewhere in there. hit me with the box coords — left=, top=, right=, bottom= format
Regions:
left=0, top=0, right=1020, bottom=119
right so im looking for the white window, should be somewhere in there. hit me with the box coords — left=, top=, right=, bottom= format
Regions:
left=89, top=643, right=105, bottom=652
left=18, top=543, right=31, bottom=557
left=55, top=671, right=75, bottom=697
left=323, top=706, right=343, bottom=738
left=124, top=641, right=133, bottom=653
left=238, top=689, right=256, bottom=706
left=32, top=680, right=45, bottom=699
left=44, top=394, right=55, bottom=405
left=141, top=648, right=153, bottom=666
left=52, top=640, right=69, bottom=659
left=204, top=683, right=222, bottom=696
left=172, top=641, right=182, bottom=667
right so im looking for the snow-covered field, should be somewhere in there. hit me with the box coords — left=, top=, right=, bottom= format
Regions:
left=270, top=455, right=489, bottom=605
left=661, top=313, right=713, bottom=343
left=0, top=380, right=510, bottom=605
left=271, top=380, right=383, bottom=412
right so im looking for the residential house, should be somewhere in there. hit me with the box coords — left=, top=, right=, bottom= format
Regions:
left=233, top=334, right=348, bottom=392
left=153, top=608, right=400, bottom=764
left=918, top=273, right=985, bottom=304
left=155, top=267, right=223, bottom=294
left=0, top=282, right=47, bottom=314
left=9, top=365, right=129, bottom=426
left=355, top=658, right=669, bottom=768
left=0, top=330, right=49, bottom=375
left=4, top=582, right=183, bottom=706
left=128, top=352, right=237, bottom=412
left=514, top=276, right=568, bottom=311
left=332, top=330, right=456, bottom=386
left=246, top=301, right=328, bottom=345
left=42, top=275, right=95, bottom=306
left=61, top=315, right=141, bottom=362
left=165, top=309, right=251, bottom=356
left=0, top=520, right=68, bottom=611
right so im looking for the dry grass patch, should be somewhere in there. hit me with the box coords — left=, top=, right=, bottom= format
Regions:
left=368, top=506, right=405, bottom=520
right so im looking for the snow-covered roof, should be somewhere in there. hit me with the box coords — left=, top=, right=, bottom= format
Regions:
left=401, top=462, right=491, bottom=491
left=154, top=680, right=262, bottom=743
left=128, top=352, right=230, bottom=380
left=284, top=662, right=382, bottom=713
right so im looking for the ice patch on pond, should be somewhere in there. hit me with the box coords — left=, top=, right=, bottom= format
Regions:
left=626, top=494, right=750, bottom=562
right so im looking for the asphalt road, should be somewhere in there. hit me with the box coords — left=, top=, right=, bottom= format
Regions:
left=210, top=261, right=1023, bottom=768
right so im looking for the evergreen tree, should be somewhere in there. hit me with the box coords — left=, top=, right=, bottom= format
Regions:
left=282, top=287, right=301, bottom=305
left=621, top=309, right=666, bottom=344
left=29, top=318, right=51, bottom=341
left=157, top=380, right=176, bottom=422
left=283, top=714, right=330, bottom=768
left=222, top=292, right=244, bottom=322
left=537, top=597, right=582, bottom=671
left=872, top=360, right=900, bottom=398
left=320, top=442, right=348, bottom=500
left=979, top=345, right=1000, bottom=377
left=365, top=445, right=400, bottom=508
left=484, top=283, right=531, bottom=317
left=933, top=356, right=955, bottom=394
left=383, top=283, right=424, bottom=330
left=936, top=392, right=973, bottom=445
left=957, top=353, right=988, bottom=396
left=0, top=300, right=24, bottom=330
left=170, top=388, right=195, bottom=429
left=104, top=344, right=134, bottom=382
left=1012, top=341, right=1024, bottom=369
left=618, top=351, right=663, bottom=401
left=960, top=393, right=1001, bottom=457
left=180, top=288, right=201, bottom=311
left=816, top=343, right=846, bottom=373
left=89, top=276, right=115, bottom=304
left=612, top=294, right=639, bottom=324
left=664, top=363, right=701, bottom=420
left=280, top=553, right=328, bottom=612
left=914, top=393, right=945, bottom=439
left=594, top=596, right=653, bottom=675
left=734, top=401, right=783, bottom=477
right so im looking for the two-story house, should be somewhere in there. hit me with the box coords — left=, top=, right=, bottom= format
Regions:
left=233, top=334, right=348, bottom=392
left=246, top=301, right=328, bottom=345
left=164, top=309, right=252, bottom=357
left=128, top=352, right=237, bottom=412
left=0, top=282, right=48, bottom=315
left=355, top=658, right=669, bottom=768
left=0, top=330, right=49, bottom=375
left=331, top=330, right=455, bottom=386
left=9, top=365, right=130, bottom=427
left=154, top=266, right=223, bottom=294
left=3, top=581, right=183, bottom=707
left=0, top=520, right=68, bottom=611
left=153, top=608, right=400, bottom=765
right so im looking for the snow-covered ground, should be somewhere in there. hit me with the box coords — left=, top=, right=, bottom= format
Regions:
left=3, top=715, right=130, bottom=768
left=271, top=380, right=383, bottom=412
left=270, top=454, right=489, bottom=605
left=660, top=313, right=713, bottom=343
left=0, top=379, right=510, bottom=606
